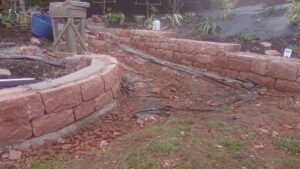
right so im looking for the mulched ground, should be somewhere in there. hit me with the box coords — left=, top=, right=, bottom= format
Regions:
left=0, top=59, right=88, bottom=81
left=172, top=15, right=300, bottom=59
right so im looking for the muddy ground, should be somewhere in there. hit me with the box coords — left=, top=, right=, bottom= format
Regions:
left=1, top=43, right=298, bottom=169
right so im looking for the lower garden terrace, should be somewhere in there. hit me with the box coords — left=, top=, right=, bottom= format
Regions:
left=0, top=28, right=299, bottom=169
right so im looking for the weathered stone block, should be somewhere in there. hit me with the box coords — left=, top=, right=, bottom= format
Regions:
left=102, top=67, right=117, bottom=91
left=222, top=69, right=240, bottom=78
left=266, top=60, right=299, bottom=81
left=32, top=109, right=75, bottom=136
left=80, top=76, right=105, bottom=101
left=195, top=54, right=215, bottom=64
left=250, top=58, right=268, bottom=75
left=111, top=82, right=121, bottom=98
left=0, top=121, right=32, bottom=145
left=73, top=100, right=95, bottom=120
left=227, top=56, right=252, bottom=71
left=41, top=83, right=82, bottom=114
left=275, top=79, right=300, bottom=92
left=239, top=72, right=276, bottom=88
left=94, top=92, right=113, bottom=110
left=0, top=91, right=44, bottom=121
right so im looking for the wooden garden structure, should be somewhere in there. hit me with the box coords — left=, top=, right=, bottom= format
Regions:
left=49, top=1, right=90, bottom=56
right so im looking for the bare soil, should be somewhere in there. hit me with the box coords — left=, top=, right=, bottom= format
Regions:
left=0, top=59, right=89, bottom=81
left=2, top=44, right=298, bottom=169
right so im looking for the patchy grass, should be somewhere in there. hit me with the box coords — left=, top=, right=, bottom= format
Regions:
left=20, top=155, right=76, bottom=169
left=272, top=138, right=300, bottom=153
left=281, top=157, right=300, bottom=168
left=124, top=151, right=159, bottom=169
left=151, top=139, right=181, bottom=155
left=19, top=115, right=300, bottom=169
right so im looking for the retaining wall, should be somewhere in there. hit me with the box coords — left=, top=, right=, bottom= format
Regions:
left=89, top=28, right=300, bottom=93
left=0, top=54, right=121, bottom=146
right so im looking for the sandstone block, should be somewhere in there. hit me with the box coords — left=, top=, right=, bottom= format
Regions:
left=32, top=109, right=75, bottom=136
left=73, top=101, right=95, bottom=120
left=41, top=83, right=82, bottom=114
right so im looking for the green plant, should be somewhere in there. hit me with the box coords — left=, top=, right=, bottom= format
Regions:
left=184, top=11, right=196, bottom=22
left=272, top=138, right=300, bottom=153
left=105, top=11, right=125, bottom=24
left=166, top=13, right=183, bottom=27
left=0, top=14, right=13, bottom=28
left=223, top=0, right=232, bottom=19
left=289, top=45, right=300, bottom=54
left=144, top=15, right=154, bottom=30
left=238, top=33, right=255, bottom=43
left=286, top=0, right=300, bottom=27
left=201, top=17, right=217, bottom=36
left=144, top=5, right=157, bottom=30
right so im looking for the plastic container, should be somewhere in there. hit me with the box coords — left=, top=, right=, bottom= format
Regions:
left=31, top=13, right=53, bottom=38
left=152, top=19, right=161, bottom=31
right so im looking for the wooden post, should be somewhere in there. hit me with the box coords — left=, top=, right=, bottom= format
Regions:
left=51, top=18, right=59, bottom=51
left=65, top=18, right=77, bottom=53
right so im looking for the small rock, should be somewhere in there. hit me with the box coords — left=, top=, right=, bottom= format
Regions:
left=257, top=128, right=270, bottom=135
left=136, top=119, right=144, bottom=126
left=151, top=87, right=161, bottom=94
left=113, top=131, right=122, bottom=136
left=254, top=143, right=264, bottom=149
left=169, top=87, right=176, bottom=92
left=99, top=140, right=108, bottom=148
left=260, top=41, right=272, bottom=48
left=232, top=115, right=241, bottom=120
left=1, top=153, right=9, bottom=159
left=283, top=124, right=293, bottom=129
left=57, top=138, right=65, bottom=144
left=272, top=131, right=279, bottom=137
left=264, top=50, right=281, bottom=56
left=20, top=46, right=37, bottom=56
left=61, top=144, right=72, bottom=150
left=30, top=37, right=41, bottom=45
left=0, top=68, right=11, bottom=77
left=214, top=145, right=223, bottom=148
left=8, top=150, right=22, bottom=160
left=296, top=124, right=300, bottom=130
left=244, top=82, right=254, bottom=89
left=240, top=134, right=246, bottom=140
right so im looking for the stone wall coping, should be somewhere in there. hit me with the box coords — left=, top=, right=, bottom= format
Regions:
left=227, top=52, right=300, bottom=63
left=29, top=55, right=116, bottom=90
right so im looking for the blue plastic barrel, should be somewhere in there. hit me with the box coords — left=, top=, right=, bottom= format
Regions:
left=31, top=14, right=53, bottom=38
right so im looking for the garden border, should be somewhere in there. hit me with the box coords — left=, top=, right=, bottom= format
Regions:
left=0, top=54, right=122, bottom=146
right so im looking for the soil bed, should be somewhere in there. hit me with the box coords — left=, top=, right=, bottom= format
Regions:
left=0, top=59, right=89, bottom=81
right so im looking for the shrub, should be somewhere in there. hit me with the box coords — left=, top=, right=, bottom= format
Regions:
left=0, top=14, right=13, bottom=28
left=144, top=15, right=154, bottom=30
left=166, top=13, right=183, bottom=27
left=201, top=17, right=217, bottom=36
left=105, top=11, right=125, bottom=24
left=286, top=0, right=300, bottom=27
left=238, top=33, right=255, bottom=43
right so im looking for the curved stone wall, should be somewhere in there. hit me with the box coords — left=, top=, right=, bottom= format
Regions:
left=0, top=54, right=121, bottom=146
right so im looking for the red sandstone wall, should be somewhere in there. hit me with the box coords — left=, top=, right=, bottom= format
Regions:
left=89, top=29, right=300, bottom=93
left=0, top=55, right=121, bottom=145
